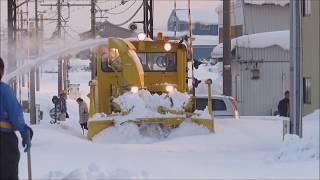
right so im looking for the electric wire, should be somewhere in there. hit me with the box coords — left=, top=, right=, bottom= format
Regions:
left=109, top=1, right=143, bottom=26
left=105, top=0, right=136, bottom=15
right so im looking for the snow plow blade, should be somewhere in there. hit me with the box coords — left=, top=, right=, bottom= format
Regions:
left=87, top=118, right=214, bottom=140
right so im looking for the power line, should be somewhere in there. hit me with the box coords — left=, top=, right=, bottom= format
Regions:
left=110, top=1, right=142, bottom=26
left=105, top=0, right=136, bottom=15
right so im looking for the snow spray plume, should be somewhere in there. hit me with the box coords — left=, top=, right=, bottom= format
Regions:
left=2, top=38, right=108, bottom=83
left=0, top=57, right=4, bottom=81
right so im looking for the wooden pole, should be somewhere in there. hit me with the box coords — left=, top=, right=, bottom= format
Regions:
left=223, top=0, right=232, bottom=96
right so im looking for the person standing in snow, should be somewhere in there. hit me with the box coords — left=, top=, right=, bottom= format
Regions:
left=58, top=91, right=68, bottom=121
left=76, top=98, right=89, bottom=132
left=278, top=90, right=290, bottom=117
left=0, top=57, right=33, bottom=180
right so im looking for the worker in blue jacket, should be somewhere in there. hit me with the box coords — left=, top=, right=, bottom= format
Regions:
left=0, top=57, right=32, bottom=180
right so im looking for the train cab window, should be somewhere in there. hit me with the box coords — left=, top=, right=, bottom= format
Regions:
left=137, top=52, right=177, bottom=72
left=101, top=48, right=122, bottom=72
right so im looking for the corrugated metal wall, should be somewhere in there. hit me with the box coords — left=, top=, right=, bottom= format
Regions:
left=244, top=4, right=290, bottom=34
left=232, top=46, right=290, bottom=116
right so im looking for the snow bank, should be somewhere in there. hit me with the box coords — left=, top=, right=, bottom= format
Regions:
left=93, top=123, right=158, bottom=144
left=168, top=121, right=209, bottom=139
left=93, top=121, right=210, bottom=144
left=275, top=109, right=320, bottom=162
left=44, top=163, right=150, bottom=179
left=193, top=107, right=212, bottom=119
left=303, top=109, right=320, bottom=122
left=211, top=30, right=289, bottom=58
left=111, top=89, right=190, bottom=122
left=276, top=134, right=319, bottom=162
left=188, top=62, right=223, bottom=95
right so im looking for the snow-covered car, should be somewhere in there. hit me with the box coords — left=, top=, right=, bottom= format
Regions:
left=195, top=95, right=240, bottom=119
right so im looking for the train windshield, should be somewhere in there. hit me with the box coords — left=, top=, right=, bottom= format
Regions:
left=101, top=48, right=122, bottom=72
left=137, top=52, right=177, bottom=72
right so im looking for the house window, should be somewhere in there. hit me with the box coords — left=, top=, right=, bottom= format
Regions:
left=302, top=0, right=311, bottom=16
left=303, top=77, right=311, bottom=104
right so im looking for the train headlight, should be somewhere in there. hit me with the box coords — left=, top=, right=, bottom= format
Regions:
left=138, top=33, right=147, bottom=41
left=164, top=42, right=172, bottom=51
left=131, top=86, right=139, bottom=93
left=165, top=85, right=174, bottom=92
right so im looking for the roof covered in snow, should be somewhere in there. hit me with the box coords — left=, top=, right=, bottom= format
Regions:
left=211, top=30, right=289, bottom=58
left=173, top=9, right=218, bottom=25
left=192, top=35, right=219, bottom=46
left=244, top=0, right=289, bottom=6
left=216, top=0, right=289, bottom=13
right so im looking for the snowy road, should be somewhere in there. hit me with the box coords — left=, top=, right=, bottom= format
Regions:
left=18, top=116, right=319, bottom=179
left=16, top=60, right=319, bottom=179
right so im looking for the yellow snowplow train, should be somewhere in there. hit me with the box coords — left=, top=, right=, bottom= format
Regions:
left=87, top=36, right=214, bottom=140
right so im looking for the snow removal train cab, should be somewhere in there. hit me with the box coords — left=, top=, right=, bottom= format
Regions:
left=87, top=34, right=214, bottom=140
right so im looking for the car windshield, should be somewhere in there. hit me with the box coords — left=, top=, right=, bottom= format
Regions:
left=196, top=98, right=227, bottom=111
left=137, top=52, right=177, bottom=72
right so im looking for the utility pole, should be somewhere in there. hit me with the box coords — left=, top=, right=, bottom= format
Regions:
left=143, top=0, right=153, bottom=39
left=90, top=0, right=97, bottom=84
left=28, top=22, right=37, bottom=125
left=57, top=0, right=63, bottom=94
left=91, top=0, right=97, bottom=38
left=223, top=0, right=232, bottom=96
left=174, top=0, right=177, bottom=37
left=188, top=0, right=196, bottom=110
left=29, top=0, right=39, bottom=125
left=7, top=0, right=17, bottom=92
left=35, top=0, right=40, bottom=92
left=37, top=14, right=45, bottom=92
left=57, top=0, right=62, bottom=38
left=289, top=0, right=303, bottom=137
left=62, top=55, right=70, bottom=95
left=18, top=9, right=23, bottom=103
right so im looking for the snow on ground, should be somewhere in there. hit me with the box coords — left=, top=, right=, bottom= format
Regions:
left=16, top=59, right=319, bottom=179
left=276, top=110, right=319, bottom=162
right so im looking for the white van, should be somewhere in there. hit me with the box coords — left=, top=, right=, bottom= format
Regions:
left=195, top=95, right=240, bottom=119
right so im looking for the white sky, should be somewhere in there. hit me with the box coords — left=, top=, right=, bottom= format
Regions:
left=0, top=0, right=221, bottom=40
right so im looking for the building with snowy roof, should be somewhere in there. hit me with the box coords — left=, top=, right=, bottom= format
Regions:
left=216, top=0, right=290, bottom=42
left=167, top=9, right=218, bottom=36
left=212, top=30, right=290, bottom=116
left=79, top=20, right=135, bottom=40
